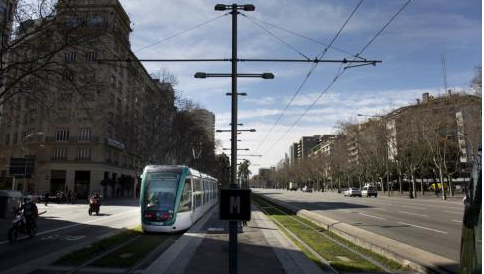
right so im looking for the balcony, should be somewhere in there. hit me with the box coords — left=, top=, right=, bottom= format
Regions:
left=45, top=136, right=100, bottom=143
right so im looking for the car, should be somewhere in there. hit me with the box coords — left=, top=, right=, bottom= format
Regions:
left=344, top=188, right=362, bottom=197
left=302, top=186, right=313, bottom=193
left=288, top=182, right=298, bottom=191
left=361, top=185, right=377, bottom=197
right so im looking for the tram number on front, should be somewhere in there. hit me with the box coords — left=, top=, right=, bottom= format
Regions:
left=219, top=189, right=251, bottom=221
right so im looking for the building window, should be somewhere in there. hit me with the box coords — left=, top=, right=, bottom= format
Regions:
left=4, top=134, right=9, bottom=145
left=62, top=70, right=75, bottom=81
left=86, top=52, right=97, bottom=62
left=87, top=15, right=104, bottom=27
left=78, top=128, right=91, bottom=142
left=105, top=150, right=111, bottom=162
left=111, top=76, right=116, bottom=87
left=66, top=16, right=80, bottom=28
left=56, top=128, right=69, bottom=142
left=81, top=92, right=95, bottom=102
left=77, top=148, right=91, bottom=160
left=12, top=132, right=17, bottom=144
left=65, top=52, right=76, bottom=62
left=85, top=72, right=95, bottom=81
left=59, top=93, right=72, bottom=102
left=53, top=148, right=68, bottom=160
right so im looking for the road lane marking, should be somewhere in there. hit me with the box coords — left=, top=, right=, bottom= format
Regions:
left=452, top=220, right=463, bottom=223
left=398, top=222, right=448, bottom=234
left=445, top=210, right=462, bottom=215
left=358, top=213, right=386, bottom=220
left=398, top=211, right=429, bottom=217
left=400, top=205, right=424, bottom=210
left=0, top=209, right=138, bottom=245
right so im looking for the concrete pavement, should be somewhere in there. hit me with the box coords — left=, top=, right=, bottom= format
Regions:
left=253, top=189, right=464, bottom=262
left=144, top=205, right=327, bottom=274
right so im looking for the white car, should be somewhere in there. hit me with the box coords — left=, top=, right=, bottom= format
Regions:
left=302, top=186, right=313, bottom=193
left=361, top=185, right=378, bottom=197
left=344, top=188, right=362, bottom=197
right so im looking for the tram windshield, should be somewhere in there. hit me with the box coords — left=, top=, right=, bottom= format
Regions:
left=144, top=172, right=179, bottom=211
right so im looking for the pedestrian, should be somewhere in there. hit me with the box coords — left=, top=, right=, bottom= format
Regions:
left=71, top=191, right=77, bottom=204
left=44, top=192, right=49, bottom=206
left=67, top=190, right=72, bottom=204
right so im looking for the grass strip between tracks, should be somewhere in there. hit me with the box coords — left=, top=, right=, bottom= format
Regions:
left=55, top=225, right=180, bottom=269
left=55, top=226, right=143, bottom=266
left=90, top=232, right=178, bottom=268
left=253, top=195, right=405, bottom=273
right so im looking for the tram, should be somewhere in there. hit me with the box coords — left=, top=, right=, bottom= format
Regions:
left=140, top=165, right=218, bottom=233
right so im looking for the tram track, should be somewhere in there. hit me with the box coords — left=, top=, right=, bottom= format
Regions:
left=254, top=195, right=399, bottom=273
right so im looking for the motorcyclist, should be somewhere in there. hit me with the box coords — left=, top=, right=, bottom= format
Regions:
left=19, top=195, right=38, bottom=231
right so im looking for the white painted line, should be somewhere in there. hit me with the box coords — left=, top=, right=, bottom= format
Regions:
left=400, top=205, right=424, bottom=210
left=398, top=222, right=448, bottom=234
left=398, top=211, right=429, bottom=217
left=207, top=227, right=224, bottom=232
left=445, top=210, right=462, bottom=215
left=358, top=213, right=386, bottom=220
left=338, top=209, right=352, bottom=213
left=0, top=209, right=138, bottom=245
left=452, top=220, right=463, bottom=223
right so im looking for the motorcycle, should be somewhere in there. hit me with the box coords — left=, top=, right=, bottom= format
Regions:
left=7, top=210, right=38, bottom=243
left=88, top=197, right=101, bottom=215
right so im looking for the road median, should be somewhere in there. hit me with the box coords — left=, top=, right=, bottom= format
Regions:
left=255, top=193, right=459, bottom=274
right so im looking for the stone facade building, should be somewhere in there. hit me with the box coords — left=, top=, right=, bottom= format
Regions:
left=0, top=0, right=175, bottom=197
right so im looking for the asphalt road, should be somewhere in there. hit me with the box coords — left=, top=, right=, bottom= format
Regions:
left=253, top=188, right=464, bottom=262
left=0, top=199, right=140, bottom=272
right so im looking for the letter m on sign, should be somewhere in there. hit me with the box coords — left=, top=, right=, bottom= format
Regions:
left=230, top=196, right=241, bottom=214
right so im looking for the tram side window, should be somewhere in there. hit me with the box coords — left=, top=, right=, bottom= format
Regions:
left=203, top=180, right=208, bottom=204
left=179, top=179, right=192, bottom=212
left=194, top=178, right=202, bottom=208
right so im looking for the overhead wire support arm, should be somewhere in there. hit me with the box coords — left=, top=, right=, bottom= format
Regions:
left=98, top=57, right=381, bottom=65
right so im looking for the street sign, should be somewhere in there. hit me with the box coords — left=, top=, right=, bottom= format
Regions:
left=220, top=189, right=251, bottom=221
left=9, top=156, right=35, bottom=176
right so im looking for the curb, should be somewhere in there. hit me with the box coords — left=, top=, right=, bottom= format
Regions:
left=257, top=194, right=459, bottom=274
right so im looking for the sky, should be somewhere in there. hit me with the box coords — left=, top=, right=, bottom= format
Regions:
left=119, top=0, right=482, bottom=175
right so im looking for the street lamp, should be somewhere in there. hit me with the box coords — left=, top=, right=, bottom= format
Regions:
left=216, top=129, right=256, bottom=133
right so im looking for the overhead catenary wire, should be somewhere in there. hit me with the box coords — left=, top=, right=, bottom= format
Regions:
left=134, top=13, right=229, bottom=53
left=262, top=0, right=412, bottom=157
left=255, top=0, right=364, bottom=152
left=242, top=14, right=364, bottom=60
left=241, top=13, right=310, bottom=60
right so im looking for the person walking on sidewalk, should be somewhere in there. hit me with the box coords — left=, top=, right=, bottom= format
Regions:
left=44, top=192, right=49, bottom=206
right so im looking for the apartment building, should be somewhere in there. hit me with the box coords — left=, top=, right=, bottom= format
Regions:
left=385, top=92, right=481, bottom=165
left=0, top=0, right=175, bottom=197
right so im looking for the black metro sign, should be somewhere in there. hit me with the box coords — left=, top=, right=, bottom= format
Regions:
left=220, top=189, right=251, bottom=221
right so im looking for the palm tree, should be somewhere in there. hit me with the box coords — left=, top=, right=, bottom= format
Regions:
left=238, top=159, right=252, bottom=188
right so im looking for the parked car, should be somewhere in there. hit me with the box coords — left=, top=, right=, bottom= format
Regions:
left=288, top=182, right=298, bottom=191
left=361, top=185, right=378, bottom=197
left=344, top=188, right=362, bottom=197
left=302, top=186, right=313, bottom=193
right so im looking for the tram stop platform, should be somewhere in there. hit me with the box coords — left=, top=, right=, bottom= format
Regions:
left=142, top=205, right=327, bottom=274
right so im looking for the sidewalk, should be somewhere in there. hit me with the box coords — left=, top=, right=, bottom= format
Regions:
left=143, top=206, right=327, bottom=274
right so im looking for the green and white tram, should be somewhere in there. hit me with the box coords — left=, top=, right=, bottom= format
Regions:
left=140, top=165, right=218, bottom=233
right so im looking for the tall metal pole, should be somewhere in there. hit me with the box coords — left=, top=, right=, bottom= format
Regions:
left=229, top=4, right=238, bottom=274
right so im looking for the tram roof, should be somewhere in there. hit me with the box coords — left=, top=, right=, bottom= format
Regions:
left=143, top=165, right=217, bottom=181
